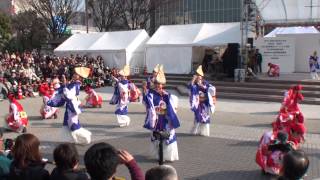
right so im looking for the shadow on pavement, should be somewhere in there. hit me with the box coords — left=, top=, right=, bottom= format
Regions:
left=245, top=123, right=272, bottom=129
left=187, top=169, right=276, bottom=180
left=250, top=111, right=278, bottom=115
left=229, top=141, right=259, bottom=147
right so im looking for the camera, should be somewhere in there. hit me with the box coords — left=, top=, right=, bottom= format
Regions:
left=153, top=131, right=170, bottom=140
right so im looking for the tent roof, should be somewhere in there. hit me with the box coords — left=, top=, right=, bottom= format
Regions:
left=88, top=30, right=149, bottom=51
left=147, top=23, right=241, bottom=46
left=54, top=33, right=104, bottom=52
left=54, top=30, right=149, bottom=52
left=256, top=0, right=320, bottom=23
left=265, top=26, right=319, bottom=37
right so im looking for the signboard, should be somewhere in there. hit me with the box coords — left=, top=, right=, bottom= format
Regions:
left=255, top=37, right=295, bottom=73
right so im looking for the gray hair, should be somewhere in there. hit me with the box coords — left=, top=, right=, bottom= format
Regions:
left=145, top=165, right=178, bottom=180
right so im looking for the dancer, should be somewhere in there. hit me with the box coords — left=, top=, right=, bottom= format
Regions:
left=47, top=67, right=92, bottom=145
left=39, top=81, right=58, bottom=119
left=83, top=85, right=103, bottom=108
left=4, top=93, right=28, bottom=133
left=281, top=85, right=303, bottom=113
left=189, top=65, right=216, bottom=136
left=143, top=64, right=160, bottom=94
left=309, top=51, right=319, bottom=80
left=112, top=65, right=131, bottom=127
left=143, top=65, right=180, bottom=162
left=267, top=63, right=280, bottom=77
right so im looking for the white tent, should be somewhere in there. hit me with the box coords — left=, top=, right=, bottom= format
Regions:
left=265, top=26, right=319, bottom=37
left=146, top=23, right=241, bottom=74
left=256, top=0, right=320, bottom=23
left=54, top=30, right=150, bottom=69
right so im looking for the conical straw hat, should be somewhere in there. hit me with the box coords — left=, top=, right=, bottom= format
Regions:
left=196, top=65, right=204, bottom=76
left=153, top=64, right=160, bottom=73
left=119, top=64, right=130, bottom=76
left=156, top=65, right=166, bottom=84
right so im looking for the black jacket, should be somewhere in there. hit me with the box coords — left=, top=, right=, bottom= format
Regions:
left=50, top=168, right=90, bottom=180
left=8, top=161, right=49, bottom=180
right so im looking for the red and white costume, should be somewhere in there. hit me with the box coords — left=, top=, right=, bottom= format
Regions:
left=5, top=94, right=28, bottom=133
left=84, top=86, right=103, bottom=108
left=267, top=63, right=280, bottom=77
left=39, top=82, right=58, bottom=119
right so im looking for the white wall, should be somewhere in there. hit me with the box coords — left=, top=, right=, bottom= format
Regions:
left=146, top=46, right=192, bottom=74
left=255, top=37, right=295, bottom=73
left=279, top=34, right=320, bottom=72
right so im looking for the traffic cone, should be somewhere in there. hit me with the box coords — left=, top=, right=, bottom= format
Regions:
left=143, top=66, right=148, bottom=75
left=17, top=85, right=23, bottom=99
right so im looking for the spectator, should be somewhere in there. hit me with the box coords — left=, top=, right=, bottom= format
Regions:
left=84, top=142, right=144, bottom=180
left=255, top=49, right=263, bottom=73
left=145, top=165, right=178, bottom=180
left=279, top=150, right=309, bottom=180
left=8, top=133, right=49, bottom=180
left=50, top=143, right=89, bottom=180
left=0, top=129, right=12, bottom=179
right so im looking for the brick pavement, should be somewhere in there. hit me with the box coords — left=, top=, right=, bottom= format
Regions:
left=0, top=87, right=319, bottom=179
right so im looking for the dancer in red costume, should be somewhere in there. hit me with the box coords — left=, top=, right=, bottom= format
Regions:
left=5, top=94, right=28, bottom=133
left=83, top=85, right=103, bottom=108
left=39, top=82, right=58, bottom=119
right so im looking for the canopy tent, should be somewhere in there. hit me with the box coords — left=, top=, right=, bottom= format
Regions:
left=265, top=26, right=319, bottom=37
left=146, top=23, right=241, bottom=74
left=256, top=0, right=320, bottom=23
left=54, top=30, right=150, bottom=70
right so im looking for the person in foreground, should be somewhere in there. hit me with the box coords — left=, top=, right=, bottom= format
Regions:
left=84, top=142, right=144, bottom=180
left=145, top=165, right=178, bottom=180
left=278, top=150, right=309, bottom=180
left=50, top=143, right=89, bottom=180
left=8, top=133, right=49, bottom=180
left=0, top=129, right=12, bottom=179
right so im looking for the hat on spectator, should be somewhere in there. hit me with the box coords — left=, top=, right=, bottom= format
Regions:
left=75, top=67, right=91, bottom=78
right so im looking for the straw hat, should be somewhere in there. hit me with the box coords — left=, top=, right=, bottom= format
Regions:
left=75, top=67, right=91, bottom=78
left=153, top=64, right=160, bottom=73
left=196, top=65, right=204, bottom=76
left=156, top=65, right=166, bottom=84
left=119, top=64, right=130, bottom=77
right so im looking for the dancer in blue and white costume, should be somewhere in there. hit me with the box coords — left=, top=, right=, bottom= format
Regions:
left=112, top=65, right=131, bottom=127
left=189, top=65, right=216, bottom=137
left=143, top=65, right=180, bottom=162
left=48, top=68, right=91, bottom=145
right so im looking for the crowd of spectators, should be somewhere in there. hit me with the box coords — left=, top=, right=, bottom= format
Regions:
left=0, top=51, right=114, bottom=100
left=0, top=131, right=180, bottom=180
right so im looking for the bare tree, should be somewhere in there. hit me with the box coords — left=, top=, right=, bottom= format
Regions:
left=119, top=0, right=163, bottom=30
left=88, top=0, right=122, bottom=32
left=24, top=0, right=80, bottom=40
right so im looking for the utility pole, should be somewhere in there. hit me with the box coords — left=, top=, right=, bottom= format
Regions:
left=85, top=0, right=89, bottom=33
left=240, top=0, right=244, bottom=69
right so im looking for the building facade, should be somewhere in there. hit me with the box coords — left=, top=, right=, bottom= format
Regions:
left=151, top=0, right=241, bottom=33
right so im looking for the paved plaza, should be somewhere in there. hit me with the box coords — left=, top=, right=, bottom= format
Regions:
left=1, top=87, right=320, bottom=180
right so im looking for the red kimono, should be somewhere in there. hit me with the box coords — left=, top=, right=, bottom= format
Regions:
left=6, top=99, right=28, bottom=132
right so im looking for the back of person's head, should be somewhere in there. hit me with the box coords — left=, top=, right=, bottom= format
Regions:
left=145, top=165, right=178, bottom=180
left=282, top=150, right=309, bottom=180
left=12, top=133, right=41, bottom=168
left=84, top=142, right=119, bottom=180
left=53, top=143, right=79, bottom=170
